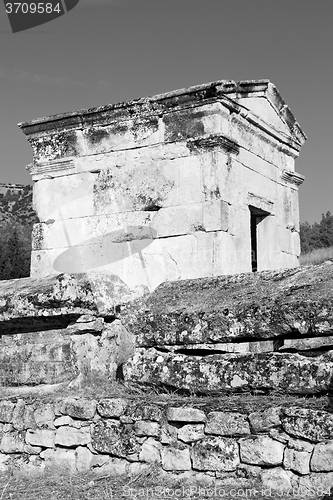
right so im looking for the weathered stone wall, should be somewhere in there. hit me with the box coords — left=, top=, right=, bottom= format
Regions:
left=19, top=80, right=306, bottom=291
left=1, top=262, right=332, bottom=494
left=0, top=272, right=139, bottom=395
left=0, top=396, right=333, bottom=496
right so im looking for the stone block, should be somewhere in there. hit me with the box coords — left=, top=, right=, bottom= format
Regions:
left=75, top=446, right=94, bottom=472
left=161, top=446, right=191, bottom=471
left=239, top=436, right=285, bottom=466
left=177, top=156, right=203, bottom=205
left=201, top=151, right=228, bottom=201
left=60, top=398, right=97, bottom=420
left=55, top=426, right=91, bottom=447
left=97, top=398, right=128, bottom=418
left=23, top=443, right=42, bottom=455
left=93, top=162, right=176, bottom=215
left=0, top=431, right=25, bottom=453
left=277, top=225, right=292, bottom=254
left=127, top=404, right=163, bottom=422
left=192, top=437, right=239, bottom=472
left=311, top=441, right=333, bottom=472
left=161, top=234, right=198, bottom=281
left=54, top=416, right=74, bottom=427
left=280, top=336, right=333, bottom=351
left=298, top=471, right=333, bottom=495
left=139, top=437, right=161, bottom=463
left=213, top=231, right=251, bottom=276
left=288, top=437, right=313, bottom=453
left=260, top=467, right=292, bottom=492
left=91, top=420, right=141, bottom=458
left=33, top=212, right=159, bottom=251
left=205, top=412, right=250, bottom=436
left=160, top=423, right=178, bottom=444
left=178, top=424, right=205, bottom=443
left=133, top=420, right=160, bottom=437
left=0, top=401, right=14, bottom=423
left=150, top=204, right=202, bottom=238
left=124, top=348, right=333, bottom=395
left=33, top=172, right=96, bottom=222
left=0, top=453, right=9, bottom=472
left=193, top=230, right=214, bottom=278
left=41, top=448, right=76, bottom=473
left=284, top=447, right=310, bottom=475
left=11, top=403, right=37, bottom=433
left=34, top=404, right=55, bottom=429
left=282, top=408, right=333, bottom=442
left=164, top=102, right=225, bottom=142
left=26, top=429, right=56, bottom=448
left=202, top=201, right=228, bottom=232
left=167, top=407, right=206, bottom=423
left=269, top=428, right=290, bottom=444
left=248, top=407, right=282, bottom=433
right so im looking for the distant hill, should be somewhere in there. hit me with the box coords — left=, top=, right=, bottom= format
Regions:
left=0, top=183, right=38, bottom=280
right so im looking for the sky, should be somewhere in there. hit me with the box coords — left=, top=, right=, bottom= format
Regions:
left=0, top=0, right=332, bottom=224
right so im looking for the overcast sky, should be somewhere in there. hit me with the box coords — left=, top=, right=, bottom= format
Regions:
left=0, top=0, right=331, bottom=224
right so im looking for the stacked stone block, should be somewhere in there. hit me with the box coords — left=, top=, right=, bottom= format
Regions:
left=0, top=397, right=333, bottom=495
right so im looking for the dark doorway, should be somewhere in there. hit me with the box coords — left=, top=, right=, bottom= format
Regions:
left=249, top=206, right=270, bottom=272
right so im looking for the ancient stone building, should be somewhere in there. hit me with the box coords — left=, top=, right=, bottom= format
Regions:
left=19, top=79, right=306, bottom=291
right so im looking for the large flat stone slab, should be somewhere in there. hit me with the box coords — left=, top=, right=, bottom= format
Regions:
left=123, top=348, right=333, bottom=395
left=0, top=272, right=145, bottom=333
left=120, top=263, right=333, bottom=345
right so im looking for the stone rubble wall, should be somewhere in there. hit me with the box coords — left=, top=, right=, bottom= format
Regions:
left=0, top=264, right=332, bottom=492
left=0, top=396, right=333, bottom=494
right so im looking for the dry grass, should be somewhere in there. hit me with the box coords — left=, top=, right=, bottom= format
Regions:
left=0, top=469, right=331, bottom=500
left=300, top=246, right=333, bottom=266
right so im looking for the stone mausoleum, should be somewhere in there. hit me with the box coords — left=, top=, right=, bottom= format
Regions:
left=19, top=79, right=306, bottom=291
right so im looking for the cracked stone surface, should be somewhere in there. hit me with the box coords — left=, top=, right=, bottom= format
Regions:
left=123, top=348, right=333, bottom=395
left=120, top=263, right=333, bottom=345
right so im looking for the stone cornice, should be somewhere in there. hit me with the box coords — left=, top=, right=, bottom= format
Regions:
left=18, top=79, right=306, bottom=152
left=281, top=170, right=305, bottom=186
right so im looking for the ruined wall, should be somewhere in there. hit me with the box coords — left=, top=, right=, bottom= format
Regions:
left=0, top=262, right=332, bottom=494
left=1, top=396, right=333, bottom=496
left=19, top=80, right=306, bottom=291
